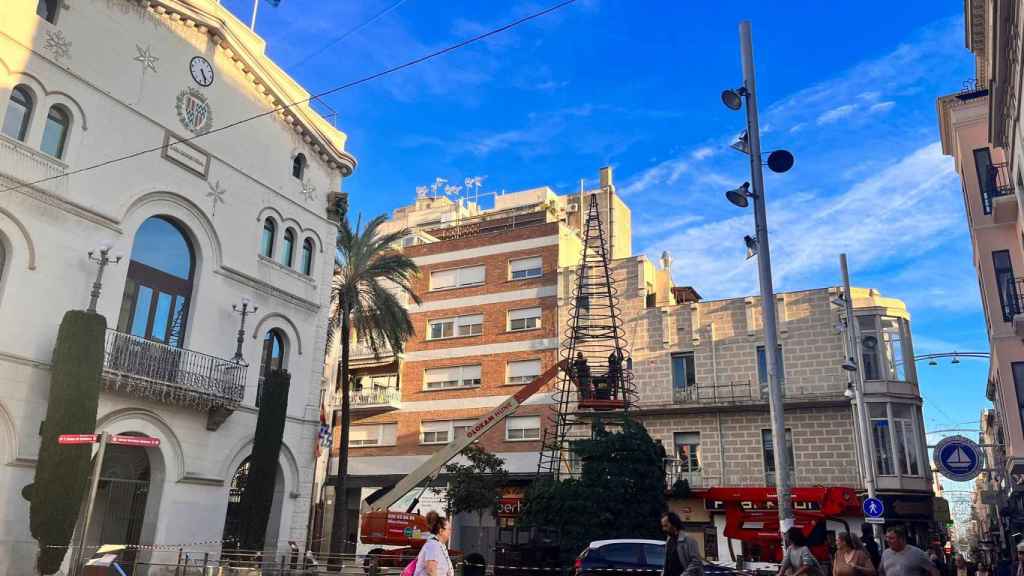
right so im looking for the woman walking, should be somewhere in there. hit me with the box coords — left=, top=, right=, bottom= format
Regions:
left=780, top=527, right=824, bottom=576
left=414, top=512, right=455, bottom=576
left=834, top=532, right=876, bottom=576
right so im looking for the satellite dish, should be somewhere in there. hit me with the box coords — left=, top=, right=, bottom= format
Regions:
left=767, top=150, right=795, bottom=173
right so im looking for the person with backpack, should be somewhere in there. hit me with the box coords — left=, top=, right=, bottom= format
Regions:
left=409, top=512, right=454, bottom=576
left=779, top=527, right=824, bottom=576
left=662, top=511, right=704, bottom=576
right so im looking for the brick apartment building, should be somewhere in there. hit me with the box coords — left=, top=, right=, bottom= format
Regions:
left=319, top=167, right=631, bottom=558
left=596, top=254, right=939, bottom=562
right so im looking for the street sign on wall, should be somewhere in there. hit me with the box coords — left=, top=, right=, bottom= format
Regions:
left=58, top=434, right=98, bottom=445
left=933, top=435, right=983, bottom=482
left=110, top=435, right=160, bottom=447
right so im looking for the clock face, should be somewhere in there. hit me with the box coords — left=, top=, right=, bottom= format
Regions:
left=189, top=56, right=214, bottom=87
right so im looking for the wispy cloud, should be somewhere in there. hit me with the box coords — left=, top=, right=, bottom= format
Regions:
left=868, top=101, right=896, bottom=113
left=816, top=104, right=857, bottom=125
left=643, top=143, right=960, bottom=298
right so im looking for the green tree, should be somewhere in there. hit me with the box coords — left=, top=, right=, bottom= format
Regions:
left=26, top=310, right=106, bottom=574
left=521, top=418, right=666, bottom=559
left=329, top=213, right=421, bottom=555
left=238, top=369, right=290, bottom=552
left=441, top=445, right=509, bottom=554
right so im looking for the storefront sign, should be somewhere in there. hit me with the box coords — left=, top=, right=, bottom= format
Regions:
left=497, top=497, right=522, bottom=518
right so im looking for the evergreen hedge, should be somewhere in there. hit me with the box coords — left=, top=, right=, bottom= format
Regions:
left=27, top=310, right=107, bottom=575
left=238, top=369, right=291, bottom=552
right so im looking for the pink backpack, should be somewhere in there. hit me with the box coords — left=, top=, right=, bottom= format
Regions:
left=401, top=558, right=418, bottom=576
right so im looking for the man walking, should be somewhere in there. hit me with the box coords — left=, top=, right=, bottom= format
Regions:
left=662, top=512, right=703, bottom=576
left=879, top=527, right=940, bottom=576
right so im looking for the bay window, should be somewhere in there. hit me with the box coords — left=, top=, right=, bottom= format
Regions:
left=858, top=315, right=911, bottom=381
left=868, top=401, right=923, bottom=477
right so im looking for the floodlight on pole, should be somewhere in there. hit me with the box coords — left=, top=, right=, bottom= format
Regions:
left=767, top=149, right=795, bottom=173
left=725, top=182, right=752, bottom=208
left=731, top=130, right=750, bottom=154
left=841, top=358, right=858, bottom=372
left=744, top=235, right=758, bottom=260
left=721, top=87, right=747, bottom=111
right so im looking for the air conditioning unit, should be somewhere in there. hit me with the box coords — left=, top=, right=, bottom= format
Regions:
left=567, top=203, right=579, bottom=212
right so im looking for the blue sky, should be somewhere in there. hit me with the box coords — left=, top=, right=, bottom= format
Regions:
left=223, top=0, right=985, bottom=500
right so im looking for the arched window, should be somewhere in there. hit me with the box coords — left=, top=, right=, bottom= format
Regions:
left=300, top=238, right=313, bottom=275
left=2, top=86, right=33, bottom=142
left=260, top=218, right=275, bottom=258
left=281, top=228, right=295, bottom=267
left=292, top=153, right=306, bottom=179
left=117, top=216, right=195, bottom=346
left=40, top=106, right=69, bottom=159
left=257, top=329, right=285, bottom=406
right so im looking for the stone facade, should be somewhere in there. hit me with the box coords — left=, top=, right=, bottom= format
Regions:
left=0, top=1, right=354, bottom=572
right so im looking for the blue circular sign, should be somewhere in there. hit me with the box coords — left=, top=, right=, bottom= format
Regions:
left=933, top=435, right=982, bottom=482
left=862, top=497, right=884, bottom=518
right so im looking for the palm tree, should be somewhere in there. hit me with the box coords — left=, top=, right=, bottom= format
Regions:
left=328, top=213, right=420, bottom=557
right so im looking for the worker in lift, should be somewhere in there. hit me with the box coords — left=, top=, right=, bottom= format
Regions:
left=573, top=352, right=592, bottom=399
left=607, top=350, right=623, bottom=399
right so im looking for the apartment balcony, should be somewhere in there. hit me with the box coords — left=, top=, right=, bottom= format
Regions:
left=0, top=133, right=69, bottom=196
left=672, top=381, right=757, bottom=405
left=664, top=459, right=720, bottom=491
left=349, top=341, right=397, bottom=368
left=350, top=387, right=401, bottom=417
left=102, top=329, right=246, bottom=430
left=982, top=162, right=1017, bottom=224
left=1006, top=279, right=1024, bottom=338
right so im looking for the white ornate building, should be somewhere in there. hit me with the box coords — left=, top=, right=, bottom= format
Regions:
left=0, top=0, right=355, bottom=572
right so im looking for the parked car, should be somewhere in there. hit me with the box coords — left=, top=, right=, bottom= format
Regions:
left=574, top=539, right=739, bottom=576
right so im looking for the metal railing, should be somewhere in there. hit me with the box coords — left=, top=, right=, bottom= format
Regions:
left=663, top=459, right=720, bottom=490
left=672, top=380, right=756, bottom=404
left=102, top=329, right=246, bottom=411
left=1001, top=277, right=1024, bottom=320
left=425, top=205, right=552, bottom=241
left=349, top=340, right=394, bottom=359
left=351, top=387, right=401, bottom=407
left=981, top=161, right=1015, bottom=214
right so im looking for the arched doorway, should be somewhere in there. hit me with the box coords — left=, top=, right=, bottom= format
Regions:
left=85, top=443, right=151, bottom=572
left=116, top=216, right=195, bottom=346
left=221, top=457, right=285, bottom=554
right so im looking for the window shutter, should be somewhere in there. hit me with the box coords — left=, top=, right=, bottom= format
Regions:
left=430, top=269, right=458, bottom=289
left=508, top=360, right=541, bottom=379
left=459, top=265, right=485, bottom=285
left=509, top=307, right=541, bottom=321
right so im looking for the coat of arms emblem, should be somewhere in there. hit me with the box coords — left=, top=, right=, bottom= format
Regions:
left=175, top=87, right=212, bottom=134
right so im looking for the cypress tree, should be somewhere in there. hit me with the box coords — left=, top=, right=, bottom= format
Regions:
left=26, top=310, right=106, bottom=574
left=238, top=369, right=291, bottom=552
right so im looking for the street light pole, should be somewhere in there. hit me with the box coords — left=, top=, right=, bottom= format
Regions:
left=739, top=20, right=794, bottom=531
left=839, top=254, right=877, bottom=499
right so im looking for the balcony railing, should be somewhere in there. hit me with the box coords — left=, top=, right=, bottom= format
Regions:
left=350, top=340, right=394, bottom=359
left=664, top=459, right=719, bottom=490
left=672, top=381, right=756, bottom=404
left=0, top=133, right=69, bottom=196
left=102, top=329, right=246, bottom=411
left=1001, top=277, right=1024, bottom=321
left=981, top=162, right=1015, bottom=215
left=350, top=387, right=401, bottom=408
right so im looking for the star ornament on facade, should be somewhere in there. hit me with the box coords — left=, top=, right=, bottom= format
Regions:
left=44, top=30, right=72, bottom=63
left=134, top=44, right=159, bottom=74
left=301, top=179, right=317, bottom=202
left=206, top=180, right=226, bottom=216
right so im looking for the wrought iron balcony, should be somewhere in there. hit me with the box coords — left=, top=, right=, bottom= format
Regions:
left=672, top=380, right=756, bottom=404
left=664, top=459, right=719, bottom=490
left=102, top=329, right=246, bottom=412
left=348, top=341, right=397, bottom=367
left=981, top=161, right=1016, bottom=218
left=350, top=387, right=401, bottom=414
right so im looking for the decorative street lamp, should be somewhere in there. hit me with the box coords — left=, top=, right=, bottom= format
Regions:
left=86, top=243, right=122, bottom=313
left=231, top=297, right=258, bottom=363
